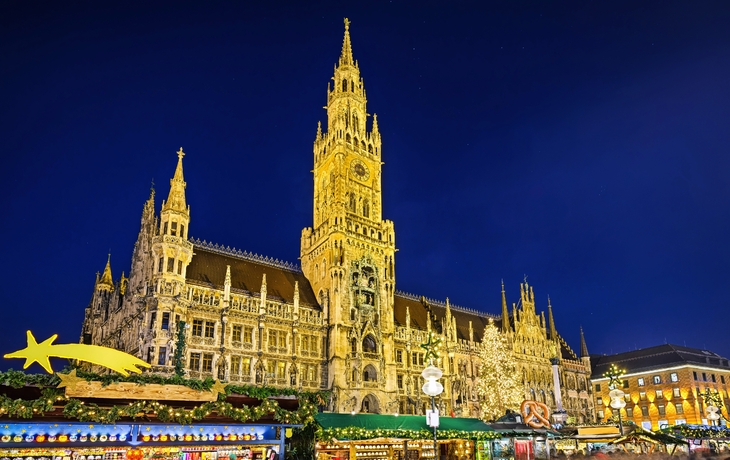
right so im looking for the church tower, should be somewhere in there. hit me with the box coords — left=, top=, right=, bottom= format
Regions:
left=145, top=148, right=194, bottom=365
left=301, top=19, right=397, bottom=412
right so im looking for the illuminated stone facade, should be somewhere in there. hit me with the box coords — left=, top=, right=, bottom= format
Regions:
left=591, top=345, right=730, bottom=430
left=80, top=19, right=594, bottom=423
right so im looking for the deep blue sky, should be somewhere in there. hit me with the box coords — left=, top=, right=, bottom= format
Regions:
left=2, top=1, right=730, bottom=369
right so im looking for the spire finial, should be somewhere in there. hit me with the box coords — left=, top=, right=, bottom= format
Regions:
left=339, top=18, right=354, bottom=66
left=547, top=297, right=557, bottom=340
left=99, top=254, right=114, bottom=287
left=580, top=326, right=589, bottom=358
left=163, top=147, right=188, bottom=213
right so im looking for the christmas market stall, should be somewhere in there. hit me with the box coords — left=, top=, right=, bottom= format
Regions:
left=658, top=424, right=730, bottom=456
left=314, top=413, right=497, bottom=460
left=481, top=402, right=560, bottom=460
left=556, top=426, right=622, bottom=455
left=0, top=331, right=326, bottom=460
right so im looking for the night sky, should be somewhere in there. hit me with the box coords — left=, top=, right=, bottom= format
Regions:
left=2, top=1, right=730, bottom=371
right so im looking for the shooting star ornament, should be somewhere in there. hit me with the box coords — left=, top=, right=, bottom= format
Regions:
left=4, top=331, right=151, bottom=376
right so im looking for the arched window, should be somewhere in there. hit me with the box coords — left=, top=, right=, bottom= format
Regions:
left=342, top=79, right=348, bottom=92
left=363, top=199, right=370, bottom=218
left=346, top=133, right=351, bottom=143
left=368, top=144, right=373, bottom=153
left=351, top=338, right=357, bottom=353
left=351, top=80, right=355, bottom=92
left=349, top=193, right=356, bottom=212
left=362, top=335, right=377, bottom=353
left=363, top=364, right=377, bottom=382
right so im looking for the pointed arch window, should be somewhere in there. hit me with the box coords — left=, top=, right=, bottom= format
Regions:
left=342, top=79, right=348, bottom=92
left=363, top=199, right=370, bottom=218
left=362, top=335, right=377, bottom=353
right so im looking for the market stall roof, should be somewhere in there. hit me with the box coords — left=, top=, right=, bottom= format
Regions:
left=609, top=427, right=687, bottom=446
left=316, top=413, right=494, bottom=433
left=488, top=422, right=560, bottom=437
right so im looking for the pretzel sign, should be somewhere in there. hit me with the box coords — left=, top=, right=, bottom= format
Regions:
left=520, top=400, right=552, bottom=428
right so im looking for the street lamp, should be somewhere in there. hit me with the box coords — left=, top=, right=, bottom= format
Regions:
left=609, top=389, right=626, bottom=435
left=604, top=364, right=625, bottom=435
left=422, top=361, right=443, bottom=457
left=420, top=332, right=443, bottom=459
left=702, top=389, right=723, bottom=426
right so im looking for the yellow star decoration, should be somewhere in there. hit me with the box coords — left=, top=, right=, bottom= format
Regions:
left=209, top=380, right=228, bottom=397
left=5, top=330, right=150, bottom=376
left=56, top=369, right=84, bottom=391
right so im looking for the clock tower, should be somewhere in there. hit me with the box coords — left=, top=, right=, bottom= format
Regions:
left=301, top=19, right=397, bottom=413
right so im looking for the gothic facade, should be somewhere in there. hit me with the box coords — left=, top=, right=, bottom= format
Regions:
left=80, top=19, right=595, bottom=423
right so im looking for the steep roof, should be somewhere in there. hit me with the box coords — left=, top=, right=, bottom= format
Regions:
left=186, top=240, right=320, bottom=308
left=590, top=344, right=730, bottom=379
left=393, top=291, right=499, bottom=342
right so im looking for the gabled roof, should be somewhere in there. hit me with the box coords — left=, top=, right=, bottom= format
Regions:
left=590, top=344, right=730, bottom=379
left=186, top=240, right=320, bottom=308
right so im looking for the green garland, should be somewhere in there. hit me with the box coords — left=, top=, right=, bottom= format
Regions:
left=663, top=424, right=730, bottom=439
left=0, top=370, right=328, bottom=427
left=317, top=426, right=499, bottom=441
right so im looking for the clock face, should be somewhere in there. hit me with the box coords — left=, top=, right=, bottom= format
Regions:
left=351, top=159, right=370, bottom=181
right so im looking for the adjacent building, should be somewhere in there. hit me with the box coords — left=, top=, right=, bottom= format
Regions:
left=80, top=19, right=594, bottom=423
left=591, top=344, right=730, bottom=430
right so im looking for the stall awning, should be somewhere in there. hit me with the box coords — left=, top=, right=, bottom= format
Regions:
left=315, top=413, right=495, bottom=440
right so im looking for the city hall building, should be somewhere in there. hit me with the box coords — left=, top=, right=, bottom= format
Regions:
left=81, top=19, right=595, bottom=423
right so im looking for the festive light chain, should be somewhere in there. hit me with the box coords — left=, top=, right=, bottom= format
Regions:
left=317, top=427, right=499, bottom=441
left=0, top=389, right=322, bottom=426
left=664, top=424, right=730, bottom=439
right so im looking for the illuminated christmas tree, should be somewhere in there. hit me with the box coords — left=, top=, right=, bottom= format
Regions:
left=476, top=319, right=524, bottom=421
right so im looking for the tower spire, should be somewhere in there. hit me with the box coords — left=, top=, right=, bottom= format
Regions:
left=501, top=280, right=510, bottom=333
left=339, top=18, right=354, bottom=66
left=162, top=147, right=187, bottom=213
left=580, top=326, right=589, bottom=358
left=547, top=296, right=557, bottom=340
left=99, top=254, right=113, bottom=287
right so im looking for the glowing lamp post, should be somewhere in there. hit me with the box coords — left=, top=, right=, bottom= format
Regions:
left=604, top=364, right=626, bottom=435
left=421, top=332, right=443, bottom=458
left=422, top=363, right=443, bottom=455
left=702, top=389, right=723, bottom=426
left=609, top=389, right=626, bottom=435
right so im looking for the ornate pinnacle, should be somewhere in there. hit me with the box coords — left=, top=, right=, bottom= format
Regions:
left=339, top=18, right=354, bottom=66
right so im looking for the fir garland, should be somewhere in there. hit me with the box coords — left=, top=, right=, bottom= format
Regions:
left=663, top=424, right=730, bottom=440
left=0, top=370, right=328, bottom=427
left=317, top=426, right=500, bottom=441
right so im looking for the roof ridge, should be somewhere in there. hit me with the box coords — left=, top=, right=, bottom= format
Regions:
left=394, top=290, right=498, bottom=318
left=190, top=237, right=303, bottom=273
